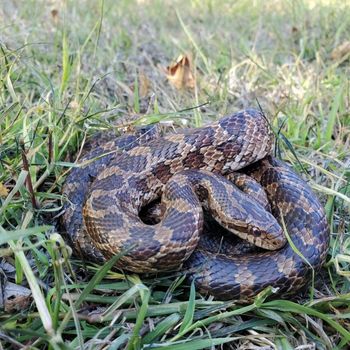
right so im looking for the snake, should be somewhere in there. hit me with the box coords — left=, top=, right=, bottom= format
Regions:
left=62, top=109, right=329, bottom=300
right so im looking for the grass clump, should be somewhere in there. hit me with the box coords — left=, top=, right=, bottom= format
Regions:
left=0, top=0, right=350, bottom=349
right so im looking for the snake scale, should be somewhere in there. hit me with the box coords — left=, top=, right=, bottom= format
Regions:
left=62, top=109, right=329, bottom=300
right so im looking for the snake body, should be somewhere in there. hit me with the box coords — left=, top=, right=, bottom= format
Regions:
left=62, top=109, right=329, bottom=300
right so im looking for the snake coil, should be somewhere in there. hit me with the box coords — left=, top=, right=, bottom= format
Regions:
left=62, top=109, right=329, bottom=300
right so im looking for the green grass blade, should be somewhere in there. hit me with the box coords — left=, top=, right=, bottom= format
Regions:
left=142, top=313, right=181, bottom=345
left=0, top=170, right=28, bottom=216
left=176, top=10, right=209, bottom=74
left=101, top=283, right=149, bottom=321
left=275, top=337, right=294, bottom=350
left=178, top=280, right=195, bottom=333
left=0, top=226, right=51, bottom=246
left=58, top=251, right=129, bottom=334
left=262, top=300, right=350, bottom=343
left=171, top=303, right=257, bottom=341
left=144, top=337, right=235, bottom=350
left=324, top=81, right=344, bottom=145
left=5, top=237, right=55, bottom=339
left=127, top=284, right=151, bottom=350
left=60, top=32, right=71, bottom=96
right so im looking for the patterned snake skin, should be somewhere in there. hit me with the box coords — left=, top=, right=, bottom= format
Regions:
left=62, top=109, right=329, bottom=300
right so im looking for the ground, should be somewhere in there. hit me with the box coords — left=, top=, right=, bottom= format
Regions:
left=0, top=0, right=350, bottom=349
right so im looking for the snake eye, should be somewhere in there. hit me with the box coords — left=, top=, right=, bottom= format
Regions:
left=251, top=227, right=261, bottom=237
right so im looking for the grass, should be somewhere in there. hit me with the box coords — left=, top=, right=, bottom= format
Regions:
left=0, top=0, right=350, bottom=348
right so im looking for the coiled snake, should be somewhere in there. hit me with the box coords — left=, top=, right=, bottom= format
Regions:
left=62, top=109, right=329, bottom=300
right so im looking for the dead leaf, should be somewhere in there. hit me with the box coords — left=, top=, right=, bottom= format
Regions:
left=138, top=72, right=150, bottom=98
left=1, top=281, right=32, bottom=313
left=51, top=8, right=59, bottom=25
left=165, top=54, right=195, bottom=90
left=331, top=41, right=350, bottom=60
left=0, top=183, right=8, bottom=197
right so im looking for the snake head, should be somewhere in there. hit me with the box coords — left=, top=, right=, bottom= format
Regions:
left=247, top=218, right=286, bottom=251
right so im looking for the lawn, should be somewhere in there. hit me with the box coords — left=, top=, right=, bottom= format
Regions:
left=1, top=0, right=350, bottom=349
